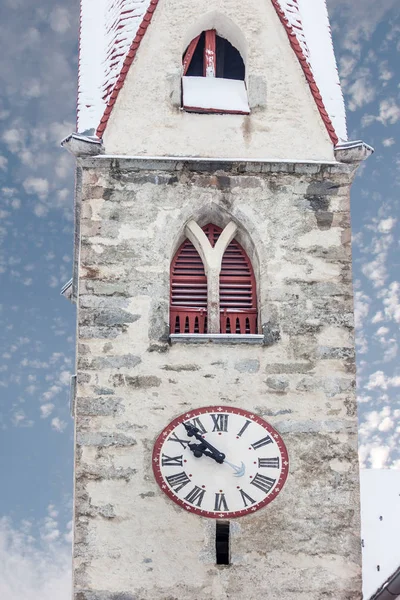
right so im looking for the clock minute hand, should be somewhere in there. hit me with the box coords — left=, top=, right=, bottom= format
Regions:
left=224, top=459, right=246, bottom=477
left=183, top=423, right=225, bottom=464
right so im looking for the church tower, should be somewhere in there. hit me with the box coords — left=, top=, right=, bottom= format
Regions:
left=62, top=1, right=373, bottom=598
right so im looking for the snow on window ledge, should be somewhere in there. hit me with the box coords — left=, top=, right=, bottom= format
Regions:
left=182, top=76, right=250, bottom=114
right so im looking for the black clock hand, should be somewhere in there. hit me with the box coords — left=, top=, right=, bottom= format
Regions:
left=183, top=423, right=225, bottom=464
left=187, top=442, right=224, bottom=463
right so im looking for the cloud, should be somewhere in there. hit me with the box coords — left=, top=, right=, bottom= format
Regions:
left=369, top=446, right=391, bottom=469
left=0, top=516, right=71, bottom=600
left=381, top=282, right=400, bottom=323
left=40, top=403, right=55, bottom=419
left=378, top=217, right=396, bottom=233
left=34, top=203, right=49, bottom=218
left=2, top=128, right=25, bottom=153
left=51, top=417, right=67, bottom=433
left=11, top=410, right=34, bottom=428
left=23, top=177, right=49, bottom=200
left=328, top=0, right=399, bottom=43
left=347, top=72, right=376, bottom=111
left=49, top=7, right=71, bottom=34
left=0, top=156, right=7, bottom=171
left=365, top=370, right=400, bottom=390
left=362, top=99, right=400, bottom=128
left=382, top=137, right=395, bottom=147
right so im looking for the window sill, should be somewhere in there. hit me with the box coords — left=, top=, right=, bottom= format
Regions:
left=170, top=334, right=264, bottom=345
left=182, top=76, right=250, bottom=114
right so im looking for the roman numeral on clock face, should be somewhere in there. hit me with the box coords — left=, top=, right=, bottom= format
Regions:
left=258, top=457, right=280, bottom=469
left=211, top=414, right=229, bottom=432
left=161, top=454, right=183, bottom=467
left=184, top=486, right=206, bottom=507
left=251, top=435, right=273, bottom=450
left=239, top=489, right=256, bottom=507
left=237, top=419, right=251, bottom=437
left=214, top=493, right=229, bottom=512
left=168, top=432, right=190, bottom=448
left=185, top=417, right=207, bottom=433
left=250, top=473, right=276, bottom=494
left=166, top=472, right=191, bottom=492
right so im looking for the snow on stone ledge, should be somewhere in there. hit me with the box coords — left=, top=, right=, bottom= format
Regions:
left=182, top=77, right=250, bottom=114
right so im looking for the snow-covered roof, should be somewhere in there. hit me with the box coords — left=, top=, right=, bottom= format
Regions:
left=78, top=0, right=156, bottom=134
left=77, top=0, right=347, bottom=144
left=360, top=470, right=400, bottom=599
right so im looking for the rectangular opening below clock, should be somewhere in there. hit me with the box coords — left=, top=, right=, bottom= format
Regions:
left=216, top=521, right=230, bottom=565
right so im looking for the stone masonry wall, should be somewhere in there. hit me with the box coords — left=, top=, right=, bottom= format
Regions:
left=73, top=157, right=362, bottom=600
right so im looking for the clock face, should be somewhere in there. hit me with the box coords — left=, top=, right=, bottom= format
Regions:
left=152, top=406, right=289, bottom=519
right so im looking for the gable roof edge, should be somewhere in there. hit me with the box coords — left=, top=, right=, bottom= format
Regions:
left=96, top=0, right=161, bottom=138
left=270, top=0, right=339, bottom=146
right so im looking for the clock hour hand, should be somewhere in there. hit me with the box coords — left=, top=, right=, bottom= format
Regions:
left=183, top=423, right=225, bottom=464
left=187, top=442, right=224, bottom=464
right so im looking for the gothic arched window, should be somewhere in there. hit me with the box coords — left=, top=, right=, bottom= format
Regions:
left=170, top=224, right=257, bottom=335
left=182, top=30, right=249, bottom=114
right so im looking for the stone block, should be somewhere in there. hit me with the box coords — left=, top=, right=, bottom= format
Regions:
left=75, top=592, right=137, bottom=600
left=79, top=326, right=128, bottom=339
left=111, top=375, right=161, bottom=388
left=78, top=355, right=141, bottom=370
left=79, top=309, right=140, bottom=327
left=266, top=376, right=289, bottom=392
left=76, top=432, right=136, bottom=447
left=234, top=359, right=260, bottom=373
left=76, top=397, right=125, bottom=416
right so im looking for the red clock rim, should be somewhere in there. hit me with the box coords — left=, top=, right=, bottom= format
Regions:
left=152, top=405, right=289, bottom=519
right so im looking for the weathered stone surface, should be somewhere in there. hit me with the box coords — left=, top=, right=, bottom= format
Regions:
left=77, top=433, right=136, bottom=447
left=80, top=326, right=128, bottom=339
left=80, top=309, right=140, bottom=327
left=266, top=376, right=289, bottom=391
left=111, top=374, right=161, bottom=388
left=76, top=593, right=137, bottom=600
left=76, top=397, right=124, bottom=416
left=79, top=355, right=141, bottom=370
left=264, top=362, right=314, bottom=374
left=162, top=364, right=200, bottom=372
left=73, top=160, right=361, bottom=599
left=318, top=346, right=355, bottom=359
left=296, top=376, right=354, bottom=397
left=234, top=359, right=260, bottom=373
left=262, top=320, right=281, bottom=346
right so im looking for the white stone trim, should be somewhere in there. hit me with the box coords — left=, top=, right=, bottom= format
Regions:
left=170, top=334, right=264, bottom=344
left=185, top=220, right=238, bottom=333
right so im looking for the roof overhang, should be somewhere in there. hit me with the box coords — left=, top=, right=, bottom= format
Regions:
left=370, top=567, right=400, bottom=599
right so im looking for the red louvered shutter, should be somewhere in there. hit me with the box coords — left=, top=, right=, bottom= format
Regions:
left=220, top=238, right=257, bottom=334
left=170, top=224, right=257, bottom=335
left=170, top=239, right=207, bottom=334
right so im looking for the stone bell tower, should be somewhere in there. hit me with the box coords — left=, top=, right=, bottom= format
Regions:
left=62, top=1, right=372, bottom=599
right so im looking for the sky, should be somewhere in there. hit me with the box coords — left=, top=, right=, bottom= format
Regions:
left=0, top=0, right=399, bottom=598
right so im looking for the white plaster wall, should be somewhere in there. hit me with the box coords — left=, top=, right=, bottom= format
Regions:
left=103, top=0, right=335, bottom=161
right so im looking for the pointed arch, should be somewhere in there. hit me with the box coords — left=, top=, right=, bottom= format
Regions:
left=170, top=224, right=258, bottom=335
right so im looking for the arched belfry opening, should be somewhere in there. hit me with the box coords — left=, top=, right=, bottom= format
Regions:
left=170, top=224, right=257, bottom=335
left=184, top=31, right=245, bottom=81
left=182, top=21, right=249, bottom=114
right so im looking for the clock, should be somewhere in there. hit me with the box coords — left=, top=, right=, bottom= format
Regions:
left=152, top=406, right=289, bottom=518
